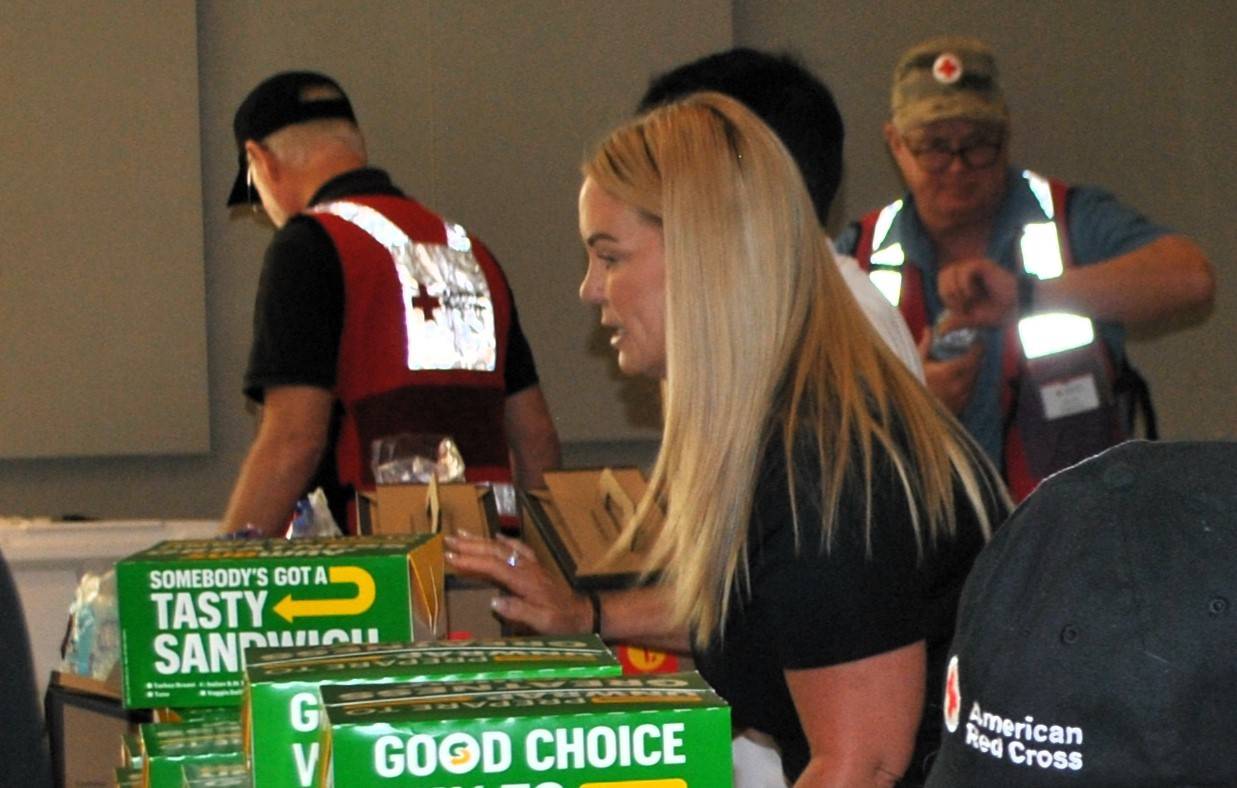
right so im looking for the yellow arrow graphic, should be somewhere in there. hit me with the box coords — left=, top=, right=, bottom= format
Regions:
left=273, top=566, right=376, bottom=622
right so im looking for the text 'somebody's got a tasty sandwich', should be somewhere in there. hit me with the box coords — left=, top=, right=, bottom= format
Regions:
left=117, top=534, right=443, bottom=708
left=319, top=671, right=733, bottom=786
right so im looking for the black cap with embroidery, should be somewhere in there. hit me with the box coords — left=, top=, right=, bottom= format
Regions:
left=926, top=440, right=1237, bottom=787
left=226, top=71, right=357, bottom=206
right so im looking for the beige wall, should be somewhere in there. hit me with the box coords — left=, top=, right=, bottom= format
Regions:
left=736, top=0, right=1235, bottom=442
left=1, top=0, right=1231, bottom=520
left=0, top=0, right=727, bottom=518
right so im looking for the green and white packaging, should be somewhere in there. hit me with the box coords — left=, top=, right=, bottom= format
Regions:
left=161, top=705, right=238, bottom=724
left=319, top=671, right=732, bottom=786
left=116, top=535, right=443, bottom=708
left=244, top=635, right=622, bottom=788
left=121, top=732, right=144, bottom=769
left=181, top=760, right=252, bottom=787
left=140, top=720, right=244, bottom=788
left=114, top=766, right=144, bottom=787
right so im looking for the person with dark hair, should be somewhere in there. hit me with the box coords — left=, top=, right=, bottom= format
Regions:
left=837, top=37, right=1214, bottom=501
left=639, top=48, right=923, bottom=380
left=220, top=71, right=561, bottom=536
left=0, top=547, right=53, bottom=788
left=639, top=48, right=845, bottom=228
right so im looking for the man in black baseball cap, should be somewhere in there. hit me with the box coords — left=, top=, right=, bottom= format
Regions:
left=926, top=439, right=1237, bottom=786
left=221, top=70, right=560, bottom=537
left=226, top=71, right=356, bottom=208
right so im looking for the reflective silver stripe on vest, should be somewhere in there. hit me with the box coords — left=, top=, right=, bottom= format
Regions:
left=1017, top=171, right=1092, bottom=356
left=312, top=201, right=497, bottom=372
left=868, top=199, right=906, bottom=306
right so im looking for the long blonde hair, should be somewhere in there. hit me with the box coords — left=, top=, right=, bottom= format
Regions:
left=584, top=93, right=1009, bottom=646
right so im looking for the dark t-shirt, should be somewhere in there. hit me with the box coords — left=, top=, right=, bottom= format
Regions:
left=694, top=432, right=1002, bottom=784
left=242, top=168, right=540, bottom=521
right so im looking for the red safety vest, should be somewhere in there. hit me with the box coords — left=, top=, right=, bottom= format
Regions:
left=309, top=196, right=513, bottom=527
left=854, top=172, right=1124, bottom=501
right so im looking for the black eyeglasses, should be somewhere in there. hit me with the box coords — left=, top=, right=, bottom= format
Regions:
left=904, top=135, right=1004, bottom=173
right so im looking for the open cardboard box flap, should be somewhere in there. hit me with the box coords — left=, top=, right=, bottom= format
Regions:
left=357, top=479, right=497, bottom=542
left=357, top=481, right=504, bottom=636
left=521, top=467, right=664, bottom=591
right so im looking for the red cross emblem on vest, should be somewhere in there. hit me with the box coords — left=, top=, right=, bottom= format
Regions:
left=412, top=282, right=441, bottom=321
left=933, top=52, right=963, bottom=84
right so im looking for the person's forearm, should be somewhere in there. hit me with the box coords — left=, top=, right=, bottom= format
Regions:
left=1036, top=235, right=1214, bottom=324
left=511, top=429, right=561, bottom=490
left=795, top=756, right=902, bottom=788
left=504, top=386, right=562, bottom=489
left=221, top=434, right=323, bottom=536
left=594, top=586, right=691, bottom=653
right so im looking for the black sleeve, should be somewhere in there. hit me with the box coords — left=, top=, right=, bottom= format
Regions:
left=243, top=217, right=344, bottom=402
left=753, top=444, right=927, bottom=669
left=0, top=549, right=51, bottom=788
left=501, top=281, right=540, bottom=396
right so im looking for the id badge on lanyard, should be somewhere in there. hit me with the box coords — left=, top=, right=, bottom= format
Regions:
left=1015, top=322, right=1119, bottom=478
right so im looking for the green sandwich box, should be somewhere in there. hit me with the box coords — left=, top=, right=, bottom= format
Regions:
left=116, top=535, right=443, bottom=708
left=319, top=671, right=732, bottom=786
left=243, top=635, right=622, bottom=787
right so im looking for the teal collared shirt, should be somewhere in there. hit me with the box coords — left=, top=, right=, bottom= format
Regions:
left=837, top=167, right=1168, bottom=468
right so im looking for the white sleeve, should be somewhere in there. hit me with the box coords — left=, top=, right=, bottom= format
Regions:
left=831, top=250, right=925, bottom=382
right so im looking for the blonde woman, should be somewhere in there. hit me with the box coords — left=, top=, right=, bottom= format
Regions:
left=448, top=92, right=1010, bottom=787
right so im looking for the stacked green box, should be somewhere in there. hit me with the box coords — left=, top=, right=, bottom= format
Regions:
left=116, top=534, right=443, bottom=708
left=181, top=760, right=252, bottom=787
left=244, top=635, right=622, bottom=787
left=114, top=766, right=143, bottom=787
left=319, top=671, right=732, bottom=785
left=121, top=732, right=144, bottom=769
left=141, top=720, right=244, bottom=788
left=162, top=706, right=238, bottom=724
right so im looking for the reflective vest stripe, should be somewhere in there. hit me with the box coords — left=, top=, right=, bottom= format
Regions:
left=311, top=200, right=498, bottom=374
left=860, top=171, right=1094, bottom=361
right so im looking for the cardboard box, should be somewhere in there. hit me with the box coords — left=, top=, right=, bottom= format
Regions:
left=154, top=706, right=238, bottom=724
left=521, top=467, right=664, bottom=590
left=445, top=576, right=504, bottom=640
left=318, top=671, right=732, bottom=785
left=121, top=732, right=144, bottom=769
left=180, top=760, right=251, bottom=787
left=356, top=480, right=509, bottom=637
left=242, top=635, right=620, bottom=787
left=45, top=671, right=150, bottom=788
left=116, top=535, right=443, bottom=708
left=114, top=766, right=143, bottom=786
left=140, top=720, right=243, bottom=788
left=356, top=480, right=497, bottom=546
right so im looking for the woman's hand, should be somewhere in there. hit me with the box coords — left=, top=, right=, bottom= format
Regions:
left=445, top=533, right=594, bottom=634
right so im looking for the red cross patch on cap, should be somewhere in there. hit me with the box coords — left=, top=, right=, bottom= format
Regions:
left=944, top=654, right=962, bottom=733
left=933, top=52, right=964, bottom=84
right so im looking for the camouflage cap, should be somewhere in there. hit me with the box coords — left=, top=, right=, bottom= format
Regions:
left=891, top=36, right=1008, bottom=133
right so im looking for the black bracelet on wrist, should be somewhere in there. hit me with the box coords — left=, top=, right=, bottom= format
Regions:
left=1017, top=274, right=1037, bottom=313
left=587, top=591, right=603, bottom=636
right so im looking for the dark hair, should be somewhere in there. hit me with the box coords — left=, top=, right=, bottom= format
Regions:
left=638, top=47, right=845, bottom=227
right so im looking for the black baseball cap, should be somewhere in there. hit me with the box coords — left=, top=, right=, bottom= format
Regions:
left=226, top=71, right=357, bottom=206
left=926, top=440, right=1237, bottom=787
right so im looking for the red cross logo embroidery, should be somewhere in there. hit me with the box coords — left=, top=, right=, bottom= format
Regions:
left=933, top=53, right=963, bottom=84
left=412, top=282, right=441, bottom=321
left=944, top=655, right=962, bottom=732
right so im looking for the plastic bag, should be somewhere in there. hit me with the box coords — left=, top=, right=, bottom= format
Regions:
left=287, top=487, right=343, bottom=538
left=60, top=569, right=120, bottom=681
left=371, top=433, right=466, bottom=484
